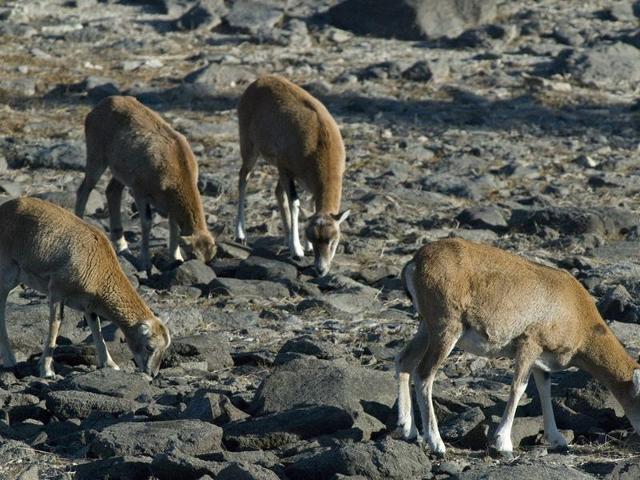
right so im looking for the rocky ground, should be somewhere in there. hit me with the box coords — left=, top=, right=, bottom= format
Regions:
left=1, top=0, right=640, bottom=478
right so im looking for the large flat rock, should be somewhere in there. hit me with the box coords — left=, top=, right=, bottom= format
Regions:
left=89, top=420, right=223, bottom=458
left=252, top=357, right=396, bottom=422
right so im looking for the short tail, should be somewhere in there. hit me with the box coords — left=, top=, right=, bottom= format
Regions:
left=400, top=259, right=418, bottom=309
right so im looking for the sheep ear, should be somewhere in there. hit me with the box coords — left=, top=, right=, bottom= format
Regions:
left=632, top=369, right=640, bottom=398
left=332, top=210, right=350, bottom=225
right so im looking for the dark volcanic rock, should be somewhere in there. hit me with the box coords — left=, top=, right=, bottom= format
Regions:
left=45, top=390, right=136, bottom=420
left=224, top=405, right=354, bottom=450
left=236, top=255, right=298, bottom=283
left=75, top=456, right=152, bottom=480
left=151, top=449, right=221, bottom=479
left=209, top=277, right=290, bottom=298
left=83, top=76, right=119, bottom=102
left=458, top=463, right=593, bottom=479
left=217, top=462, right=280, bottom=480
left=508, top=206, right=639, bottom=239
left=184, top=63, right=254, bottom=89
left=89, top=419, right=223, bottom=458
left=252, top=357, right=395, bottom=422
left=163, top=259, right=216, bottom=287
left=457, top=205, right=508, bottom=232
left=285, top=437, right=432, bottom=480
left=182, top=391, right=249, bottom=425
left=328, top=0, right=423, bottom=41
left=440, top=406, right=486, bottom=446
left=552, top=43, right=640, bottom=90
left=62, top=369, right=157, bottom=400
left=274, top=335, right=346, bottom=365
left=164, top=333, right=233, bottom=371
left=597, top=285, right=638, bottom=322
left=4, top=302, right=86, bottom=358
left=402, top=59, right=450, bottom=83
left=30, top=142, right=86, bottom=170
left=173, top=0, right=227, bottom=31
left=225, top=0, right=284, bottom=35
left=609, top=459, right=640, bottom=480
left=198, top=173, right=226, bottom=197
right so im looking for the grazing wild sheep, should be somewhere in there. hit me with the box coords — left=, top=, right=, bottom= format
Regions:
left=397, top=238, right=640, bottom=457
left=235, top=75, right=349, bottom=276
left=75, top=95, right=216, bottom=276
left=0, top=197, right=170, bottom=378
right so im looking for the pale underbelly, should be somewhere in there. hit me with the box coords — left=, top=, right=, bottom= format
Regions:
left=457, top=329, right=567, bottom=373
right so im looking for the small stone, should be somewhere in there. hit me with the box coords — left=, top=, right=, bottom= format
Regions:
left=208, top=278, right=289, bottom=299
left=164, top=259, right=216, bottom=287
left=182, top=391, right=249, bottom=425
left=457, top=206, right=507, bottom=232
left=226, top=0, right=284, bottom=35
left=411, top=0, right=498, bottom=39
left=173, top=0, right=227, bottom=31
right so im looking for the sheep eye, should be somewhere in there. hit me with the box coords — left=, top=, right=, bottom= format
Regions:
left=145, top=344, right=154, bottom=353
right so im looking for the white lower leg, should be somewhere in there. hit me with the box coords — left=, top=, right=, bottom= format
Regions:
left=493, top=381, right=528, bottom=453
left=414, top=373, right=446, bottom=454
left=290, top=199, right=305, bottom=258
left=38, top=299, right=61, bottom=378
left=236, top=181, right=247, bottom=243
left=533, top=369, right=567, bottom=449
left=113, top=234, right=129, bottom=253
left=87, top=314, right=119, bottom=370
left=168, top=219, right=184, bottom=262
left=397, top=371, right=417, bottom=439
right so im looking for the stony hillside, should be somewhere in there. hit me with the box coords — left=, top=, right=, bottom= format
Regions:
left=0, top=0, right=640, bottom=478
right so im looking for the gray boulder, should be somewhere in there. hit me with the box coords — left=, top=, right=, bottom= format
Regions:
left=3, top=302, right=86, bottom=359
left=217, top=463, right=280, bottom=480
left=252, top=357, right=395, bottom=423
left=163, top=259, right=216, bottom=287
left=182, top=391, right=249, bottom=425
left=236, top=256, right=298, bottom=283
left=208, top=278, right=289, bottom=299
left=225, top=0, right=284, bottom=35
left=173, top=0, right=227, bottom=31
left=554, top=43, right=640, bottom=90
left=274, top=335, right=347, bottom=365
left=164, top=333, right=233, bottom=372
left=89, top=419, right=223, bottom=458
left=184, top=63, right=255, bottom=89
left=440, top=406, right=486, bottom=447
left=458, top=464, right=594, bottom=480
left=151, top=450, right=222, bottom=479
left=224, top=405, right=354, bottom=450
left=328, top=0, right=423, bottom=41
left=285, top=438, right=432, bottom=480
left=609, top=459, right=640, bottom=480
left=75, top=456, right=152, bottom=480
left=410, top=0, right=498, bottom=39
left=457, top=205, right=508, bottom=232
left=45, top=390, right=136, bottom=420
left=62, top=369, right=157, bottom=400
